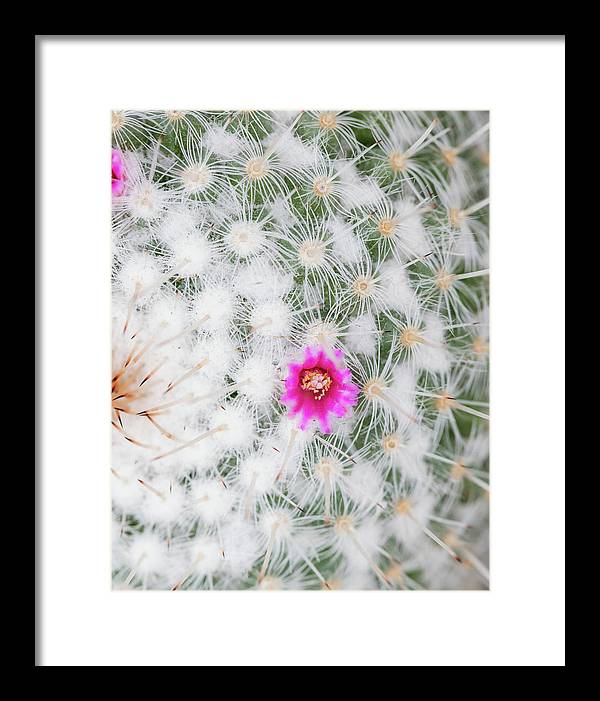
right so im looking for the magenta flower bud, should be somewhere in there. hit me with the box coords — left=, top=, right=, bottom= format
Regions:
left=280, top=346, right=359, bottom=434
left=111, top=148, right=126, bottom=197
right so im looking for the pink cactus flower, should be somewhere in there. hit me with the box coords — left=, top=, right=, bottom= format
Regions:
left=111, top=148, right=126, bottom=197
left=281, top=346, right=359, bottom=434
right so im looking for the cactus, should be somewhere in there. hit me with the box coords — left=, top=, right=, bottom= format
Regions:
left=111, top=110, right=489, bottom=591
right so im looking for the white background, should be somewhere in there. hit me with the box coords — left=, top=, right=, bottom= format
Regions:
left=39, top=37, right=565, bottom=666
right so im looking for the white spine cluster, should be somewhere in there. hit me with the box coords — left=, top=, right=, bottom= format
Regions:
left=112, top=110, right=489, bottom=590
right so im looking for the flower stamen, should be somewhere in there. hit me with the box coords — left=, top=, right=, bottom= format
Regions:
left=300, top=368, right=332, bottom=400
